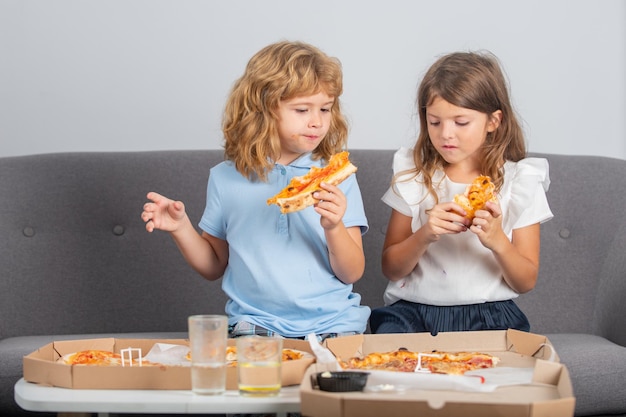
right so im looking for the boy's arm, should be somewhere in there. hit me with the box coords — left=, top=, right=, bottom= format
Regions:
left=313, top=183, right=365, bottom=284
left=170, top=221, right=228, bottom=282
left=325, top=225, right=365, bottom=284
left=142, top=192, right=228, bottom=281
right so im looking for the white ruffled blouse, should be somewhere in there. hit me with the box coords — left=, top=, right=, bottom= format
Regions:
left=381, top=147, right=554, bottom=306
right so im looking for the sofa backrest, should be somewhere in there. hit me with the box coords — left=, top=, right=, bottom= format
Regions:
left=517, top=153, right=626, bottom=345
left=1, top=150, right=624, bottom=345
left=0, top=151, right=227, bottom=339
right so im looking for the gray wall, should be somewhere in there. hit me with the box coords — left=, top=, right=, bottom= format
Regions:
left=1, top=0, right=625, bottom=159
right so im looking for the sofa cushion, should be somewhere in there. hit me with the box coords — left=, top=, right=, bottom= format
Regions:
left=547, top=333, right=626, bottom=416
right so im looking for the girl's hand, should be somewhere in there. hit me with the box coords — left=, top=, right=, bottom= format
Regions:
left=141, top=191, right=187, bottom=233
left=470, top=200, right=506, bottom=248
left=313, top=182, right=346, bottom=230
left=424, top=202, right=471, bottom=238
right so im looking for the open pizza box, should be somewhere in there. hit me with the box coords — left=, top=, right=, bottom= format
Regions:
left=301, top=329, right=575, bottom=417
left=23, top=337, right=314, bottom=390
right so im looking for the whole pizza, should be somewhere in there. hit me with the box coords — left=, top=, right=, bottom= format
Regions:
left=338, top=348, right=499, bottom=375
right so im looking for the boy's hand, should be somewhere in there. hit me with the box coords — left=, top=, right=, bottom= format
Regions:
left=313, top=182, right=346, bottom=230
left=141, top=192, right=187, bottom=233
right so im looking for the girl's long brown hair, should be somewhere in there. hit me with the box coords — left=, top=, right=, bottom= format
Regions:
left=222, top=41, right=349, bottom=181
left=401, top=51, right=526, bottom=203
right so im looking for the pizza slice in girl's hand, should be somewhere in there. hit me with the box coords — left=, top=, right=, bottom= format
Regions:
left=267, top=151, right=358, bottom=214
left=453, top=175, right=497, bottom=220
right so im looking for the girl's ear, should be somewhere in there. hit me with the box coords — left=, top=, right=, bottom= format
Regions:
left=487, top=110, right=503, bottom=132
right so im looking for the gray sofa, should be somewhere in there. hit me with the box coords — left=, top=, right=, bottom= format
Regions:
left=1, top=149, right=625, bottom=417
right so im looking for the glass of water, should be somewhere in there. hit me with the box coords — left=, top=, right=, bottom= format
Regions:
left=188, top=314, right=228, bottom=395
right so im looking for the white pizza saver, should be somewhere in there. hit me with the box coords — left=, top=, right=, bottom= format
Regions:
left=307, top=333, right=341, bottom=372
left=120, top=347, right=144, bottom=367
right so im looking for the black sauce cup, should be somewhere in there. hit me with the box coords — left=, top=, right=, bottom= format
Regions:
left=314, top=371, right=370, bottom=392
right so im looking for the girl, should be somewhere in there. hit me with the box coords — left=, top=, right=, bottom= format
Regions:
left=370, top=51, right=553, bottom=335
left=142, top=41, right=370, bottom=340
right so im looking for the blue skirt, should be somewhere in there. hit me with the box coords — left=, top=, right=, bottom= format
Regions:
left=369, top=299, right=530, bottom=335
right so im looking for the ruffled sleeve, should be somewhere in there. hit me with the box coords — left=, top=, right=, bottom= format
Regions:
left=381, top=147, right=417, bottom=217
left=381, top=147, right=442, bottom=231
left=391, top=147, right=427, bottom=205
left=502, top=157, right=554, bottom=231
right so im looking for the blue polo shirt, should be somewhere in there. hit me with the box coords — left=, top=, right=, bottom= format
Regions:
left=199, top=153, right=370, bottom=337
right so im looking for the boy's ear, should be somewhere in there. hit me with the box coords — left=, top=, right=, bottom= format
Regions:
left=487, top=110, right=503, bottom=132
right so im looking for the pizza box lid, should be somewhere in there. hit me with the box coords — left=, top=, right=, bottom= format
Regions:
left=301, top=329, right=575, bottom=417
left=23, top=337, right=314, bottom=390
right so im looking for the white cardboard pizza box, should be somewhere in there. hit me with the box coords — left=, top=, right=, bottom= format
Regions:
left=300, top=329, right=575, bottom=417
left=23, top=337, right=314, bottom=390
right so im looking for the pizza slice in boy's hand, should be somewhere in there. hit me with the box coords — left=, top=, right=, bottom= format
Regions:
left=267, top=151, right=357, bottom=214
left=453, top=175, right=497, bottom=220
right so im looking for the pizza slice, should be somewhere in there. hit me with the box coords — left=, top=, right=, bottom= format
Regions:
left=60, top=349, right=157, bottom=366
left=267, top=151, right=357, bottom=214
left=60, top=350, right=123, bottom=366
left=282, top=348, right=307, bottom=361
left=453, top=175, right=497, bottom=220
left=340, top=349, right=419, bottom=372
left=419, top=351, right=499, bottom=375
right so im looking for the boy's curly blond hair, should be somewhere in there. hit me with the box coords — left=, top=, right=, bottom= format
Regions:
left=222, top=41, right=349, bottom=181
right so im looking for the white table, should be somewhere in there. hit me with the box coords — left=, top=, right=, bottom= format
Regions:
left=15, top=378, right=300, bottom=416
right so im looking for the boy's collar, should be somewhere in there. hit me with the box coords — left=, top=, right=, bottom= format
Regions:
left=277, top=152, right=319, bottom=169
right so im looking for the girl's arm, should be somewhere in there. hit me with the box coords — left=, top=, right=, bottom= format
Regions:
left=492, top=224, right=540, bottom=293
left=472, top=202, right=540, bottom=293
left=142, top=192, right=229, bottom=281
left=382, top=203, right=470, bottom=281
left=382, top=210, right=430, bottom=281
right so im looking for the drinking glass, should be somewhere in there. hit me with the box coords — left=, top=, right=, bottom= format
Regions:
left=188, top=314, right=228, bottom=395
left=236, top=335, right=282, bottom=396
